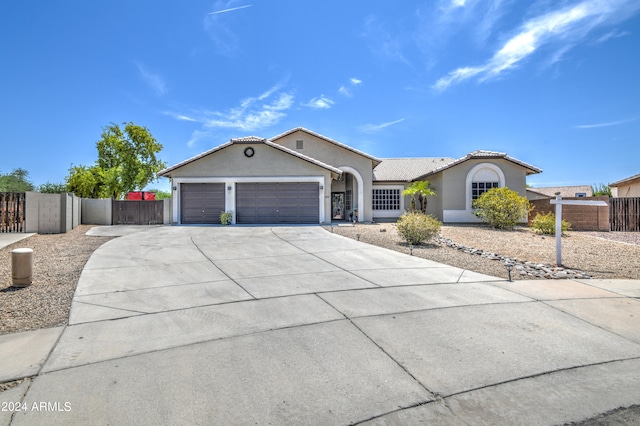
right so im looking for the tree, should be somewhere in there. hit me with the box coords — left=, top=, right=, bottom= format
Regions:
left=146, top=188, right=172, bottom=200
left=38, top=182, right=68, bottom=193
left=592, top=183, right=612, bottom=197
left=472, top=187, right=532, bottom=229
left=66, top=122, right=167, bottom=199
left=402, top=181, right=436, bottom=213
left=0, top=168, right=34, bottom=192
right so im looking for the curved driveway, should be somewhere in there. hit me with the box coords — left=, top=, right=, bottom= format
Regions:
left=8, top=226, right=640, bottom=425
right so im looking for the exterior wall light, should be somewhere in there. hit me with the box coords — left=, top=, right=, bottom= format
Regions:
left=505, top=263, right=514, bottom=282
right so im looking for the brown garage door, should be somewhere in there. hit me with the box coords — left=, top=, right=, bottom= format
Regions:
left=236, top=182, right=319, bottom=224
left=180, top=183, right=225, bottom=224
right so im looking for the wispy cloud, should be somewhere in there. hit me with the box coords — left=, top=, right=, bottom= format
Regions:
left=209, top=4, right=251, bottom=15
left=433, top=0, right=640, bottom=91
left=359, top=118, right=406, bottom=133
left=360, top=15, right=410, bottom=65
left=575, top=117, right=638, bottom=129
left=136, top=64, right=167, bottom=96
left=167, top=85, right=294, bottom=136
left=187, top=130, right=212, bottom=148
left=339, top=77, right=363, bottom=97
left=595, top=29, right=630, bottom=43
left=303, top=96, right=334, bottom=109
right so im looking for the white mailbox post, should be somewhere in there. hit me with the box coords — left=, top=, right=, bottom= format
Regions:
left=550, top=193, right=607, bottom=266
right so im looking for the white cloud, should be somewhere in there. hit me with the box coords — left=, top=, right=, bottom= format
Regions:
left=187, top=130, right=212, bottom=148
left=204, top=1, right=252, bottom=55
left=359, top=118, right=406, bottom=133
left=204, top=91, right=294, bottom=131
left=136, top=64, right=167, bottom=96
left=167, top=85, right=294, bottom=138
left=350, top=78, right=362, bottom=86
left=304, top=96, right=334, bottom=109
left=596, top=29, right=630, bottom=43
left=575, top=117, right=638, bottom=129
left=433, top=0, right=640, bottom=91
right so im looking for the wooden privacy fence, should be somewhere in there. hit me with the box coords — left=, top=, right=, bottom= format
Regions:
left=610, top=197, right=640, bottom=232
left=112, top=200, right=164, bottom=225
left=1, top=192, right=26, bottom=232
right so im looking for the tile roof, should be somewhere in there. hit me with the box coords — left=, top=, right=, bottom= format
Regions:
left=373, top=157, right=454, bottom=182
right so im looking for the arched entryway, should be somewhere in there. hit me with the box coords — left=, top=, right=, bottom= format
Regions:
left=330, top=166, right=364, bottom=222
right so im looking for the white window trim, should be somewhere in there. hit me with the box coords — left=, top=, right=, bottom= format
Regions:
left=371, top=184, right=404, bottom=218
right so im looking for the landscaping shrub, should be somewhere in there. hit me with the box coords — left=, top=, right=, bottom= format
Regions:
left=472, top=187, right=532, bottom=229
left=531, top=211, right=571, bottom=235
left=396, top=211, right=442, bottom=245
left=220, top=211, right=233, bottom=225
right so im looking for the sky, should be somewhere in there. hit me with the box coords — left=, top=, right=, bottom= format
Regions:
left=1, top=0, right=639, bottom=192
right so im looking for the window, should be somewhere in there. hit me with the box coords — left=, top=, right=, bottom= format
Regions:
left=296, top=140, right=303, bottom=149
left=345, top=189, right=352, bottom=211
left=471, top=182, right=499, bottom=201
left=372, top=189, right=400, bottom=210
left=575, top=193, right=586, bottom=197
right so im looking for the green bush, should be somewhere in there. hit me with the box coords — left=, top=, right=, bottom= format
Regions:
left=396, top=211, right=442, bottom=245
left=472, top=187, right=532, bottom=229
left=220, top=211, right=233, bottom=225
left=531, top=212, right=571, bottom=235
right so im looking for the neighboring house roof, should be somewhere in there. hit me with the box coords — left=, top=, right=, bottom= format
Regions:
left=527, top=185, right=593, bottom=198
left=270, top=127, right=382, bottom=167
left=413, top=150, right=543, bottom=181
left=373, top=157, right=454, bottom=182
left=610, top=173, right=640, bottom=187
left=158, top=137, right=343, bottom=177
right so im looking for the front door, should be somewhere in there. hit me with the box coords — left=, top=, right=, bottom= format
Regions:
left=332, top=192, right=345, bottom=220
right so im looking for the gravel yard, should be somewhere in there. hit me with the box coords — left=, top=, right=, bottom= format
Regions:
left=1, top=224, right=639, bottom=336
left=328, top=223, right=640, bottom=281
left=0, top=226, right=113, bottom=335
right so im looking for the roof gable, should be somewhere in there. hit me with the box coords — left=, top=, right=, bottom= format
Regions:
left=413, top=150, right=542, bottom=181
left=270, top=127, right=382, bottom=166
left=610, top=173, right=640, bottom=187
left=158, top=137, right=343, bottom=177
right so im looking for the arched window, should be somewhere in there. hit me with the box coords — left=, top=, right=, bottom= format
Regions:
left=465, top=163, right=505, bottom=210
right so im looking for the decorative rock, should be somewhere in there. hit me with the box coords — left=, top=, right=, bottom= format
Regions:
left=434, top=235, right=591, bottom=280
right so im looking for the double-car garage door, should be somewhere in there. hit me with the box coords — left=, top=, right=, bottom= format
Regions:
left=181, top=182, right=319, bottom=224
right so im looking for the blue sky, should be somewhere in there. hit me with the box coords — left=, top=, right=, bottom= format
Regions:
left=1, top=0, right=639, bottom=192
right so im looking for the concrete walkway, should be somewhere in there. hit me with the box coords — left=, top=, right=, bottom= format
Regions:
left=0, top=233, right=34, bottom=251
left=2, top=226, right=640, bottom=425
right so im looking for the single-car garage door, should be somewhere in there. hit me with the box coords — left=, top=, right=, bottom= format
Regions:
left=236, top=182, right=319, bottom=224
left=181, top=183, right=225, bottom=224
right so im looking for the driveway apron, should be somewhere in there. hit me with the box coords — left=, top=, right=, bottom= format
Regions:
left=6, top=226, right=640, bottom=426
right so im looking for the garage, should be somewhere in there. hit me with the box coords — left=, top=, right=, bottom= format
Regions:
left=236, top=182, right=319, bottom=224
left=180, top=183, right=225, bottom=224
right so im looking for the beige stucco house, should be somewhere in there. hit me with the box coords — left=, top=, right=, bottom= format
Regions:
left=158, top=127, right=542, bottom=225
left=610, top=173, right=640, bottom=197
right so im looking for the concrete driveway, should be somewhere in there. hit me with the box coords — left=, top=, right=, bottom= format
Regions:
left=3, top=226, right=640, bottom=425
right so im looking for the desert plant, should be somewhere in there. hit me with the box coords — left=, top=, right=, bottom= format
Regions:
left=531, top=212, right=571, bottom=235
left=592, top=183, right=612, bottom=197
left=220, top=211, right=233, bottom=225
left=402, top=181, right=436, bottom=213
left=396, top=211, right=442, bottom=245
left=472, top=187, right=532, bottom=229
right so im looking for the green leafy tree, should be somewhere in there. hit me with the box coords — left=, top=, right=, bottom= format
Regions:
left=38, top=182, right=68, bottom=193
left=402, top=181, right=436, bottom=213
left=396, top=211, right=442, bottom=245
left=472, top=187, right=532, bottom=229
left=0, top=168, right=34, bottom=192
left=66, top=122, right=167, bottom=199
